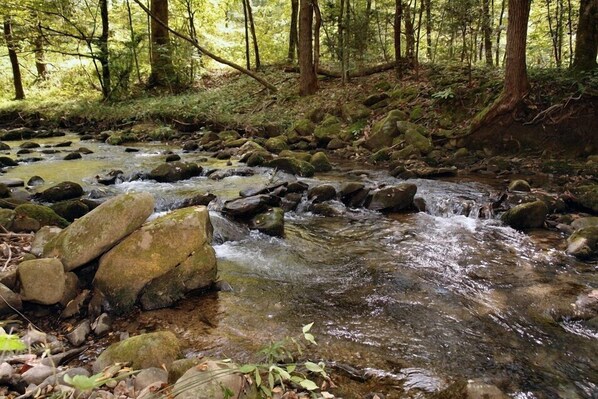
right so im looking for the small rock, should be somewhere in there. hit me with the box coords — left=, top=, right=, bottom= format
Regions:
left=508, top=179, right=531, bottom=192
left=566, top=227, right=598, bottom=259
left=92, top=313, right=112, bottom=337
left=0, top=283, right=22, bottom=316
left=63, top=152, right=82, bottom=160
left=21, top=328, right=48, bottom=346
left=134, top=368, right=168, bottom=392
left=39, top=181, right=84, bottom=202
left=18, top=258, right=65, bottom=305
left=501, top=200, right=548, bottom=230
left=20, top=142, right=40, bottom=149
left=125, top=147, right=139, bottom=153
left=27, top=176, right=45, bottom=186
left=165, top=154, right=181, bottom=162
left=66, top=320, right=91, bottom=346
left=308, top=184, right=337, bottom=203
left=250, top=208, right=284, bottom=237
left=61, top=289, right=90, bottom=318
left=367, top=184, right=417, bottom=212
left=22, top=364, right=54, bottom=385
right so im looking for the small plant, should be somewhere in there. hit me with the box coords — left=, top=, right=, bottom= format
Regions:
left=432, top=88, right=455, bottom=100
left=63, top=373, right=116, bottom=392
left=0, top=333, right=26, bottom=352
left=238, top=323, right=333, bottom=398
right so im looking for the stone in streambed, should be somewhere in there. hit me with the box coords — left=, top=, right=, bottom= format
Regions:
left=0, top=283, right=22, bottom=316
left=43, top=192, right=155, bottom=271
left=508, top=179, right=531, bottom=192
left=310, top=151, right=332, bottom=172
left=94, top=206, right=215, bottom=313
left=63, top=152, right=82, bottom=160
left=250, top=208, right=284, bottom=237
left=566, top=227, right=598, bottom=260
left=66, top=320, right=90, bottom=347
left=173, top=360, right=256, bottom=399
left=30, top=226, right=62, bottom=257
left=38, top=181, right=83, bottom=202
left=367, top=184, right=417, bottom=212
left=148, top=161, right=202, bottom=183
left=570, top=184, right=598, bottom=214
left=18, top=258, right=65, bottom=305
left=51, top=200, right=90, bottom=222
left=265, top=157, right=315, bottom=177
left=11, top=204, right=69, bottom=232
left=501, top=200, right=548, bottom=230
left=223, top=195, right=278, bottom=218
left=308, top=184, right=337, bottom=203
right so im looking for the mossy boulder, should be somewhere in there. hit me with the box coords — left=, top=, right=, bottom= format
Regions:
left=508, top=180, right=531, bottom=192
left=404, top=129, right=433, bottom=154
left=314, top=117, right=341, bottom=146
left=50, top=200, right=90, bottom=222
left=571, top=184, right=598, bottom=214
left=93, top=331, right=181, bottom=373
left=18, top=258, right=65, bottom=305
left=369, top=148, right=391, bottom=164
left=265, top=157, right=315, bottom=177
left=501, top=200, right=548, bottom=230
left=149, top=162, right=202, bottom=183
left=12, top=204, right=69, bottom=232
left=106, top=132, right=138, bottom=145
left=94, top=206, right=215, bottom=313
left=409, top=106, right=424, bottom=121
left=310, top=152, right=332, bottom=172
left=342, top=103, right=372, bottom=121
left=363, top=110, right=408, bottom=151
left=566, top=227, right=598, bottom=259
left=218, top=130, right=240, bottom=141
left=293, top=119, right=315, bottom=136
left=39, top=181, right=84, bottom=202
left=265, top=136, right=289, bottom=153
left=250, top=207, right=284, bottom=237
left=279, top=150, right=311, bottom=162
left=0, top=209, right=15, bottom=230
left=44, top=192, right=155, bottom=271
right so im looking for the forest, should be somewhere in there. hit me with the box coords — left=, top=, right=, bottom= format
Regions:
left=0, top=0, right=597, bottom=399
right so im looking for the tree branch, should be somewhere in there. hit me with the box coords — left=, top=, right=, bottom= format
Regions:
left=131, top=0, right=276, bottom=93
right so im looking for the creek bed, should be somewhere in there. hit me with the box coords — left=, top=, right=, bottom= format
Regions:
left=3, top=135, right=597, bottom=398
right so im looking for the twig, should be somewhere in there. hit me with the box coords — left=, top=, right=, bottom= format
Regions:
left=2, top=243, right=11, bottom=271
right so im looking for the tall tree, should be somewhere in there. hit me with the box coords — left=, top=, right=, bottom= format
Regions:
left=288, top=0, right=299, bottom=62
left=242, top=0, right=251, bottom=69
left=472, top=0, right=531, bottom=130
left=245, top=0, right=261, bottom=70
left=482, top=0, right=493, bottom=66
left=3, top=16, right=25, bottom=100
left=394, top=0, right=403, bottom=74
left=99, top=0, right=111, bottom=98
left=33, top=16, right=48, bottom=80
left=149, top=0, right=176, bottom=87
left=572, top=0, right=598, bottom=71
left=298, top=0, right=318, bottom=95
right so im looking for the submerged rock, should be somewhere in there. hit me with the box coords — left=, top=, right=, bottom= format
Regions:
left=173, top=360, right=256, bottom=399
left=223, top=195, right=278, bottom=218
left=501, top=200, right=548, bottom=230
left=94, top=206, right=215, bottom=312
left=308, top=184, right=337, bottom=203
left=44, top=192, right=155, bottom=271
left=265, top=157, right=315, bottom=177
left=93, top=331, right=181, bottom=373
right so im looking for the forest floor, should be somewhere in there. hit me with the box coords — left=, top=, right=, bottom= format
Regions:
left=0, top=64, right=596, bottom=156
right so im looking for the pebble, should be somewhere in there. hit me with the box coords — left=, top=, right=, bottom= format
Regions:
left=66, top=320, right=91, bottom=346
left=133, top=367, right=168, bottom=391
left=92, top=313, right=112, bottom=337
left=22, top=364, right=54, bottom=385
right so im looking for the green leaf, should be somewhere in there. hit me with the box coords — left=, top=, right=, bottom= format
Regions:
left=271, top=366, right=291, bottom=380
left=268, top=371, right=274, bottom=389
left=299, top=378, right=319, bottom=391
left=254, top=369, right=261, bottom=386
left=0, top=335, right=26, bottom=352
left=286, top=364, right=296, bottom=373
left=304, top=361, right=324, bottom=373
left=302, top=322, right=314, bottom=333
left=238, top=364, right=256, bottom=374
left=304, top=333, right=317, bottom=345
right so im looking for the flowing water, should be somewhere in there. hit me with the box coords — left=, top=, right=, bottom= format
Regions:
left=3, top=135, right=597, bottom=398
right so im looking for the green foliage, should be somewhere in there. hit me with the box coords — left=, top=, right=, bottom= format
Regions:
left=0, top=334, right=27, bottom=352
left=63, top=373, right=116, bottom=392
left=432, top=88, right=455, bottom=100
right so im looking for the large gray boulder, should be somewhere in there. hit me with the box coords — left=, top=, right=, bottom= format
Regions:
left=94, top=206, right=216, bottom=313
left=18, top=258, right=65, bottom=305
left=93, top=331, right=181, bottom=373
left=44, top=192, right=155, bottom=271
left=367, top=184, right=417, bottom=212
left=501, top=200, right=548, bottom=230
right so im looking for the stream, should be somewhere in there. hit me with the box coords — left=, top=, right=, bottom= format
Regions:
left=2, top=135, right=597, bottom=398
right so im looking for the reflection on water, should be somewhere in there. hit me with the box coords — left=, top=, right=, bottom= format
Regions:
left=2, top=135, right=597, bottom=397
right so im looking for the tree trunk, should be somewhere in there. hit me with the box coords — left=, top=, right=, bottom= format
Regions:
left=344, top=0, right=351, bottom=81
left=99, top=0, right=111, bottom=99
left=298, top=0, right=317, bottom=95
left=425, top=0, right=432, bottom=60
left=339, top=0, right=345, bottom=79
left=149, top=0, right=176, bottom=87
left=404, top=0, right=416, bottom=65
left=495, top=0, right=506, bottom=66
left=572, top=0, right=598, bottom=71
left=288, top=0, right=299, bottom=62
left=3, top=16, right=25, bottom=100
left=126, top=0, right=142, bottom=83
left=242, top=0, right=251, bottom=69
left=394, top=0, right=403, bottom=74
left=482, top=0, right=493, bottom=66
left=246, top=0, right=261, bottom=69
left=33, top=17, right=47, bottom=80
left=471, top=0, right=531, bottom=131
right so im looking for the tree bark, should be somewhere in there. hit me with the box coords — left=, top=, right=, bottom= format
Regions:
left=149, top=0, right=176, bottom=87
left=3, top=16, right=25, bottom=100
left=246, top=0, right=261, bottom=69
left=425, top=0, right=432, bottom=60
left=288, top=0, right=299, bottom=62
left=298, top=0, right=318, bottom=95
left=572, top=0, right=598, bottom=71
left=34, top=18, right=47, bottom=80
left=495, top=0, right=506, bottom=65
left=482, top=0, right=493, bottom=66
left=394, top=0, right=403, bottom=74
left=126, top=0, right=142, bottom=83
left=471, top=0, right=531, bottom=131
left=242, top=0, right=251, bottom=69
left=404, top=0, right=416, bottom=65
left=99, top=0, right=111, bottom=99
